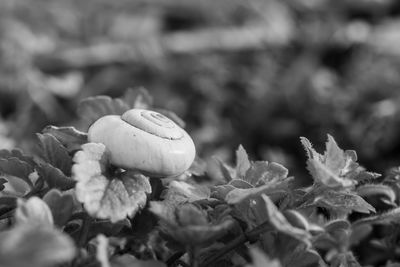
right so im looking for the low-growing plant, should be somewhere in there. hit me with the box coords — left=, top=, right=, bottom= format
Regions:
left=1, top=88, right=400, bottom=267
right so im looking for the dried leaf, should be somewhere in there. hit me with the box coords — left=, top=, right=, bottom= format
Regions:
left=72, top=143, right=151, bottom=222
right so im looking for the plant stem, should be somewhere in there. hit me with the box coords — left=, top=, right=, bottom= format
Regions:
left=189, top=246, right=199, bottom=267
left=199, top=222, right=271, bottom=267
left=78, top=213, right=92, bottom=247
left=167, top=251, right=185, bottom=267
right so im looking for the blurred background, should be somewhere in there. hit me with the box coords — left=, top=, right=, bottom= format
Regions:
left=1, top=0, right=400, bottom=182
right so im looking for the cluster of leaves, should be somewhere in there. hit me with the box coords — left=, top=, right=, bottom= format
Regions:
left=1, top=89, right=400, bottom=267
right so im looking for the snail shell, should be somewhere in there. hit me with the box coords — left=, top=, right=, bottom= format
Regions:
left=88, top=109, right=196, bottom=177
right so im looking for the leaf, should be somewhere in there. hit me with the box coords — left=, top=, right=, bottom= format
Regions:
left=43, top=189, right=75, bottom=227
left=236, top=145, right=251, bottom=179
left=72, top=143, right=151, bottom=222
left=307, top=159, right=354, bottom=188
left=324, top=135, right=346, bottom=176
left=0, top=224, right=75, bottom=267
left=78, top=95, right=130, bottom=130
left=356, top=184, right=396, bottom=203
left=37, top=133, right=72, bottom=176
left=245, top=246, right=281, bottom=267
left=15, top=197, right=53, bottom=226
left=0, top=174, right=32, bottom=197
left=123, top=87, right=153, bottom=110
left=36, top=163, right=76, bottom=190
left=42, top=126, right=88, bottom=152
left=330, top=252, right=361, bottom=267
left=283, top=245, right=323, bottom=267
left=312, top=190, right=375, bottom=214
left=261, top=194, right=311, bottom=245
left=215, top=157, right=234, bottom=182
left=150, top=201, right=234, bottom=245
left=161, top=180, right=210, bottom=204
left=300, top=137, right=319, bottom=160
left=353, top=207, right=400, bottom=225
left=245, top=161, right=289, bottom=186
left=226, top=184, right=287, bottom=204
left=0, top=157, right=34, bottom=187
left=0, top=149, right=36, bottom=167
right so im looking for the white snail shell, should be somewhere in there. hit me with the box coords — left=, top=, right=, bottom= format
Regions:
left=87, top=109, right=196, bottom=177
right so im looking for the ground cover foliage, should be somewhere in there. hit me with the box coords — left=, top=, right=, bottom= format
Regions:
left=1, top=90, right=400, bottom=267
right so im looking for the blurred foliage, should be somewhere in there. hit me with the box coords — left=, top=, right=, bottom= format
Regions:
left=1, top=0, right=400, bottom=184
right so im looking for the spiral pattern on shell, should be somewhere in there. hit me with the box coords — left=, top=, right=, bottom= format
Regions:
left=87, top=109, right=196, bottom=177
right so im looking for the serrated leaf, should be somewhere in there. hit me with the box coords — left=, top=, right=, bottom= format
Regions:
left=300, top=137, right=319, bottom=160
left=324, top=135, right=346, bottom=176
left=43, top=189, right=74, bottom=227
left=215, top=157, right=234, bottom=182
left=261, top=194, right=311, bottom=245
left=0, top=224, right=75, bottom=267
left=236, top=145, right=251, bottom=179
left=72, top=143, right=151, bottom=222
left=0, top=157, right=33, bottom=187
left=245, top=161, right=289, bottom=186
left=36, top=162, right=75, bottom=190
left=42, top=126, right=88, bottom=152
left=15, top=197, right=53, bottom=226
left=161, top=180, right=210, bottom=204
left=37, top=133, right=72, bottom=176
left=226, top=184, right=287, bottom=204
left=312, top=190, right=375, bottom=214
left=245, top=246, right=281, bottom=267
left=307, top=159, right=354, bottom=188
left=78, top=95, right=130, bottom=129
left=123, top=87, right=153, bottom=109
